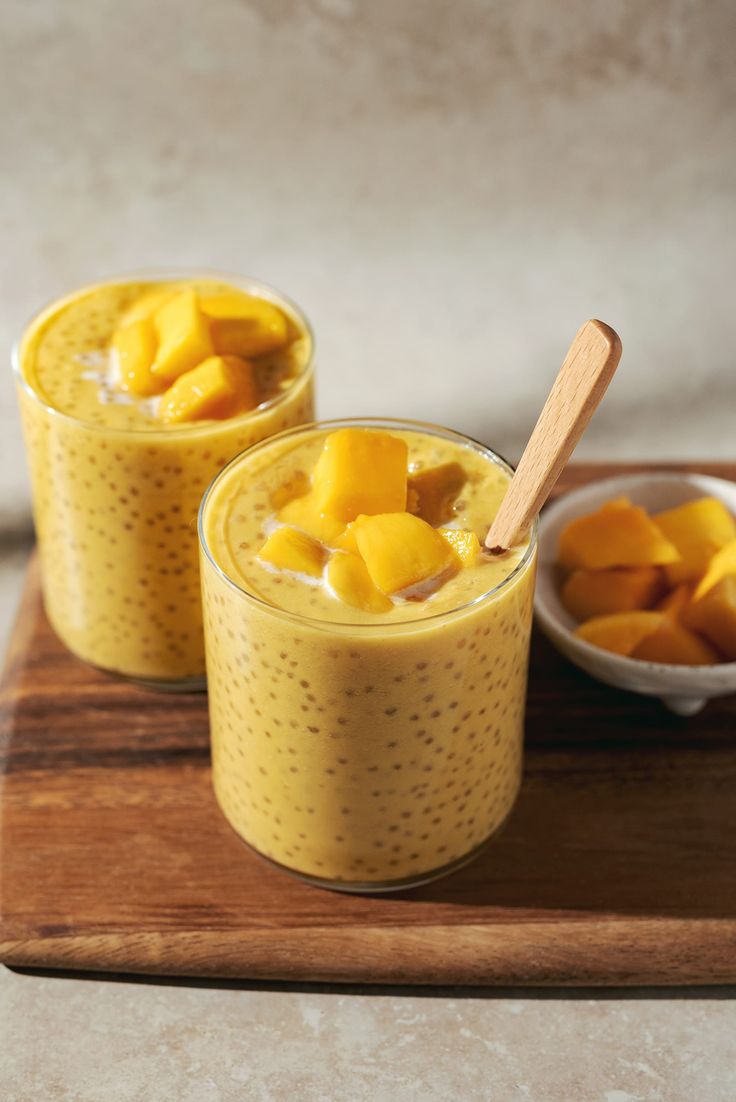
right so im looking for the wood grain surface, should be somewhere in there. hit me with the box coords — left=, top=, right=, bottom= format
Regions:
left=2, top=463, right=736, bottom=986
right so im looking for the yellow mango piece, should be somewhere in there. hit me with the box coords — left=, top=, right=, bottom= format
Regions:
left=408, top=462, right=467, bottom=526
left=561, top=566, right=663, bottom=621
left=353, top=512, right=458, bottom=596
left=157, top=355, right=258, bottom=424
left=654, top=497, right=736, bottom=585
left=558, top=500, right=680, bottom=570
left=270, top=471, right=311, bottom=511
left=333, top=522, right=359, bottom=553
left=257, top=526, right=326, bottom=578
left=655, top=583, right=693, bottom=619
left=201, top=292, right=289, bottom=358
left=684, top=576, right=736, bottom=660
left=311, top=429, right=408, bottom=523
left=575, top=611, right=664, bottom=656
left=631, top=619, right=719, bottom=666
left=326, top=551, right=393, bottom=613
left=119, top=286, right=177, bottom=326
left=151, top=290, right=214, bottom=383
left=438, top=528, right=481, bottom=566
left=693, top=538, right=736, bottom=602
left=111, top=319, right=161, bottom=397
left=279, top=493, right=345, bottom=545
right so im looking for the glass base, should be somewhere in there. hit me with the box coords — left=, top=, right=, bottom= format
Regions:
left=86, top=656, right=207, bottom=693
left=223, top=812, right=513, bottom=894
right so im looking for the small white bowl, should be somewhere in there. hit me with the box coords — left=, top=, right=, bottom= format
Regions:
left=534, top=472, right=736, bottom=716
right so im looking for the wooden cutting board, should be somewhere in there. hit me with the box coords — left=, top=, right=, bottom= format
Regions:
left=2, top=463, right=736, bottom=986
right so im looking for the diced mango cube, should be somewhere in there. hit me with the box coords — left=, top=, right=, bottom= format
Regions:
left=279, top=493, right=345, bottom=545
left=558, top=500, right=680, bottom=570
left=631, top=620, right=719, bottom=665
left=655, top=584, right=693, bottom=619
left=353, top=512, right=458, bottom=596
left=560, top=566, right=663, bottom=621
left=574, top=611, right=664, bottom=656
left=257, top=526, right=326, bottom=578
left=438, top=528, right=481, bottom=566
left=408, top=462, right=467, bottom=526
left=326, top=551, right=393, bottom=613
left=112, top=319, right=161, bottom=397
left=157, top=355, right=258, bottom=424
left=333, top=522, right=359, bottom=553
left=684, top=576, right=736, bottom=660
left=151, top=290, right=214, bottom=383
left=654, top=497, right=736, bottom=585
left=311, top=429, right=408, bottom=522
left=201, top=292, right=289, bottom=358
left=119, top=286, right=177, bottom=326
left=693, top=538, right=736, bottom=602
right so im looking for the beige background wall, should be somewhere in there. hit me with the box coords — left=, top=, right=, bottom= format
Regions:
left=1, top=0, right=735, bottom=526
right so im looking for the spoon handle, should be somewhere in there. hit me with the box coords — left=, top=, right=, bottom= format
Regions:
left=485, top=319, right=622, bottom=552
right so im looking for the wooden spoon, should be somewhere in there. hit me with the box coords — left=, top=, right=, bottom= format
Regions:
left=485, top=319, right=622, bottom=554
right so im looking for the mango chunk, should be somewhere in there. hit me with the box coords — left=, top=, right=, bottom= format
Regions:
left=201, top=292, right=290, bottom=358
left=558, top=500, right=680, bottom=570
left=353, top=512, right=458, bottom=596
left=326, top=551, right=393, bottom=613
left=408, top=462, right=467, bottom=526
left=575, top=611, right=664, bottom=656
left=311, top=429, right=408, bottom=522
left=112, top=319, right=161, bottom=397
left=333, top=522, right=359, bottom=554
left=693, top=538, right=736, bottom=602
left=655, top=584, right=693, bottom=619
left=654, top=497, right=736, bottom=585
left=438, top=528, right=481, bottom=566
left=631, top=620, right=719, bottom=665
left=279, top=493, right=345, bottom=545
left=561, top=566, right=663, bottom=621
left=157, top=355, right=258, bottom=424
left=257, top=526, right=326, bottom=578
left=119, top=286, right=177, bottom=327
left=151, top=290, right=214, bottom=383
left=684, top=576, right=736, bottom=660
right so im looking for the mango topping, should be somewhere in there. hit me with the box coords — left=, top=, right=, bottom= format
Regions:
left=438, top=528, right=481, bottom=566
left=353, top=512, right=458, bottom=597
left=408, top=462, right=467, bottom=526
left=561, top=566, right=663, bottom=622
left=326, top=551, right=393, bottom=613
left=157, top=355, right=258, bottom=424
left=201, top=292, right=289, bottom=358
left=258, top=526, right=326, bottom=579
left=558, top=499, right=680, bottom=570
left=151, top=290, right=214, bottom=384
left=655, top=498, right=736, bottom=585
left=693, top=538, right=736, bottom=602
left=311, top=429, right=408, bottom=522
left=575, top=611, right=664, bottom=657
left=279, top=493, right=346, bottom=546
left=631, top=619, right=719, bottom=666
left=557, top=493, right=736, bottom=666
left=112, top=319, right=161, bottom=397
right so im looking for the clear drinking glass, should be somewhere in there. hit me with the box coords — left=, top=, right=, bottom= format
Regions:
left=199, top=418, right=537, bottom=891
left=14, top=270, right=314, bottom=689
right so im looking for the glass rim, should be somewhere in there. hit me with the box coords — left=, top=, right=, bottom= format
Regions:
left=11, top=267, right=315, bottom=438
left=198, top=416, right=538, bottom=633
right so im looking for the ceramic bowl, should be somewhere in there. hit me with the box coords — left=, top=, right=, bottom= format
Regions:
left=534, top=472, right=736, bottom=716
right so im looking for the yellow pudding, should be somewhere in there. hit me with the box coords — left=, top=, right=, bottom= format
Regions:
left=15, top=272, right=314, bottom=686
left=200, top=420, right=536, bottom=890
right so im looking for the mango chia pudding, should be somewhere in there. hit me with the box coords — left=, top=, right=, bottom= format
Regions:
left=15, top=272, right=314, bottom=686
left=200, top=420, right=537, bottom=890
